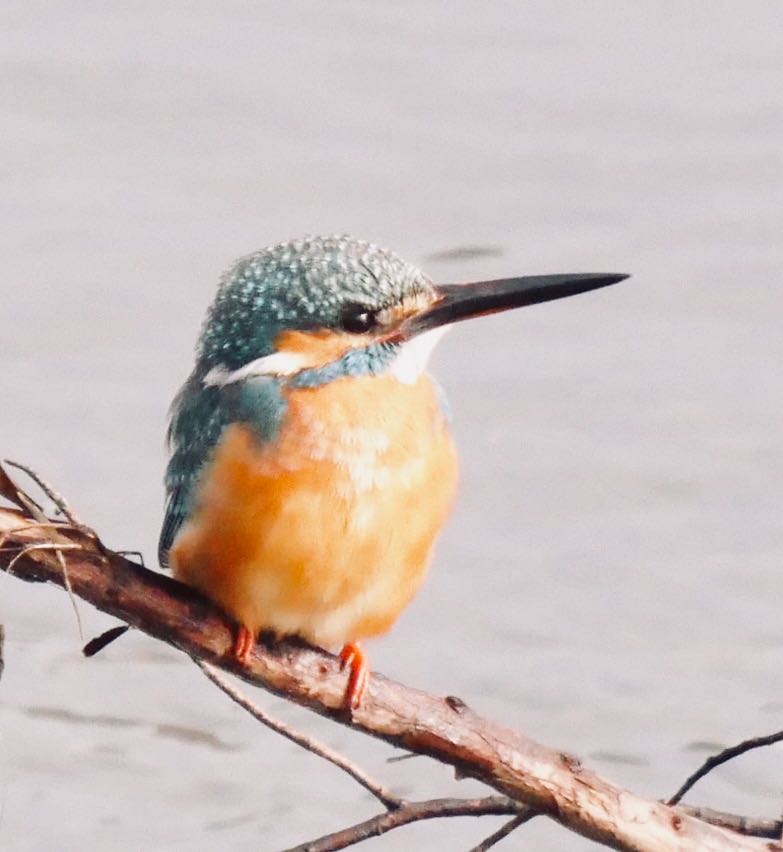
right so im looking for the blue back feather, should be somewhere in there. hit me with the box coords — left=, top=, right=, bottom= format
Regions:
left=158, top=374, right=286, bottom=567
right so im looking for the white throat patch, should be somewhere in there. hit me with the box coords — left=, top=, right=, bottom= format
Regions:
left=389, top=327, right=448, bottom=384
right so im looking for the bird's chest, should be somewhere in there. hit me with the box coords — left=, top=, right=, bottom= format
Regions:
left=172, top=372, right=458, bottom=643
left=181, top=373, right=456, bottom=563
left=172, top=377, right=456, bottom=645
left=267, top=374, right=450, bottom=498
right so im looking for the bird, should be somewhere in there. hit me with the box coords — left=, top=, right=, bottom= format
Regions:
left=159, top=235, right=627, bottom=710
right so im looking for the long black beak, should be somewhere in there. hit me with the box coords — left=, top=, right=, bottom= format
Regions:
left=403, top=272, right=629, bottom=337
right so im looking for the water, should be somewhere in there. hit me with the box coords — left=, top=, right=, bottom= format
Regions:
left=1, top=2, right=782, bottom=849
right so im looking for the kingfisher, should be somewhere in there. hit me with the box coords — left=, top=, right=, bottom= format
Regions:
left=159, top=235, right=627, bottom=710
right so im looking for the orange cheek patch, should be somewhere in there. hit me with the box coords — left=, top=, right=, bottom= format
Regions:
left=272, top=328, right=361, bottom=370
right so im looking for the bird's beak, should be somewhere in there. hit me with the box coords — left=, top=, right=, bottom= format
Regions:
left=401, top=272, right=629, bottom=337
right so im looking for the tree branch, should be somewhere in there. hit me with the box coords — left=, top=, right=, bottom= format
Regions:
left=468, top=812, right=536, bottom=851
left=283, top=796, right=531, bottom=852
left=669, top=731, right=783, bottom=806
left=195, top=658, right=401, bottom=810
left=678, top=806, right=782, bottom=840
left=0, top=485, right=779, bottom=852
left=3, top=459, right=83, bottom=525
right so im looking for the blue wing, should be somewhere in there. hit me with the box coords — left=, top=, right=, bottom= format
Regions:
left=158, top=373, right=286, bottom=568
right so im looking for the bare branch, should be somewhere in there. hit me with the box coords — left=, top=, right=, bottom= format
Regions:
left=668, top=730, right=783, bottom=806
left=5, top=541, right=81, bottom=575
left=0, top=492, right=779, bottom=852
left=4, top=459, right=83, bottom=525
left=678, top=806, right=781, bottom=840
left=195, top=658, right=401, bottom=810
left=0, top=464, right=47, bottom=521
left=283, top=796, right=529, bottom=852
left=468, top=812, right=536, bottom=851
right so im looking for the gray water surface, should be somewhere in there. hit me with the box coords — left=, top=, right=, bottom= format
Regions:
left=2, top=3, right=782, bottom=849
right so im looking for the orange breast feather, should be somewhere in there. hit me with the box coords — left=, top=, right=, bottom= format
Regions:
left=170, top=373, right=457, bottom=649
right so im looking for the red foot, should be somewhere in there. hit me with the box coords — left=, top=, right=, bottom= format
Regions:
left=339, top=643, right=369, bottom=711
left=232, top=624, right=255, bottom=664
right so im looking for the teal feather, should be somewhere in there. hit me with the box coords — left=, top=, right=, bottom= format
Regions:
left=158, top=375, right=286, bottom=567
left=159, top=235, right=436, bottom=568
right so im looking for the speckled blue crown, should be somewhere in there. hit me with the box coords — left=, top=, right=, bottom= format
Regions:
left=197, top=235, right=434, bottom=371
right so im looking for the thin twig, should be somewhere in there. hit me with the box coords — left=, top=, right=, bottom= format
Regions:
left=1, top=532, right=85, bottom=638
left=283, top=796, right=530, bottom=852
left=195, top=659, right=401, bottom=810
left=55, top=546, right=84, bottom=640
left=0, top=623, right=4, bottom=681
left=5, top=542, right=81, bottom=576
left=3, top=541, right=84, bottom=640
left=468, top=811, right=536, bottom=851
left=0, top=461, right=47, bottom=523
left=0, top=521, right=79, bottom=538
left=678, top=805, right=782, bottom=839
left=4, top=459, right=83, bottom=525
left=668, top=730, right=783, bottom=806
left=0, top=523, right=80, bottom=567
left=0, top=466, right=86, bottom=638
left=116, top=550, right=145, bottom=567
left=386, top=751, right=419, bottom=763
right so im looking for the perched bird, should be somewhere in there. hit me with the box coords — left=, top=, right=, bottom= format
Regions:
left=159, top=235, right=626, bottom=709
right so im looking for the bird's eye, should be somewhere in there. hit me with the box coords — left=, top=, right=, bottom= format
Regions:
left=340, top=303, right=378, bottom=334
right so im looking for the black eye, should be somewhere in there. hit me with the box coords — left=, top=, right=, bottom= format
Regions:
left=340, top=303, right=378, bottom=334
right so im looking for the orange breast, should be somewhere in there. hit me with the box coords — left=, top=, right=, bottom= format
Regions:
left=170, top=373, right=458, bottom=649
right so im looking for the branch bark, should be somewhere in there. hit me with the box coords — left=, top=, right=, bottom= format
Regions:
left=0, top=503, right=777, bottom=852
left=283, top=796, right=532, bottom=852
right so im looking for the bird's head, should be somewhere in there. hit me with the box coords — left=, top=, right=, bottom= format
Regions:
left=197, top=235, right=627, bottom=388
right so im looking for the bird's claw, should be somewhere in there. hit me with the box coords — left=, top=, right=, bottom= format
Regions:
left=232, top=624, right=255, bottom=664
left=339, top=643, right=369, bottom=711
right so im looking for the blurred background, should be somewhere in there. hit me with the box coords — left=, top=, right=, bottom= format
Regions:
left=1, top=2, right=781, bottom=849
